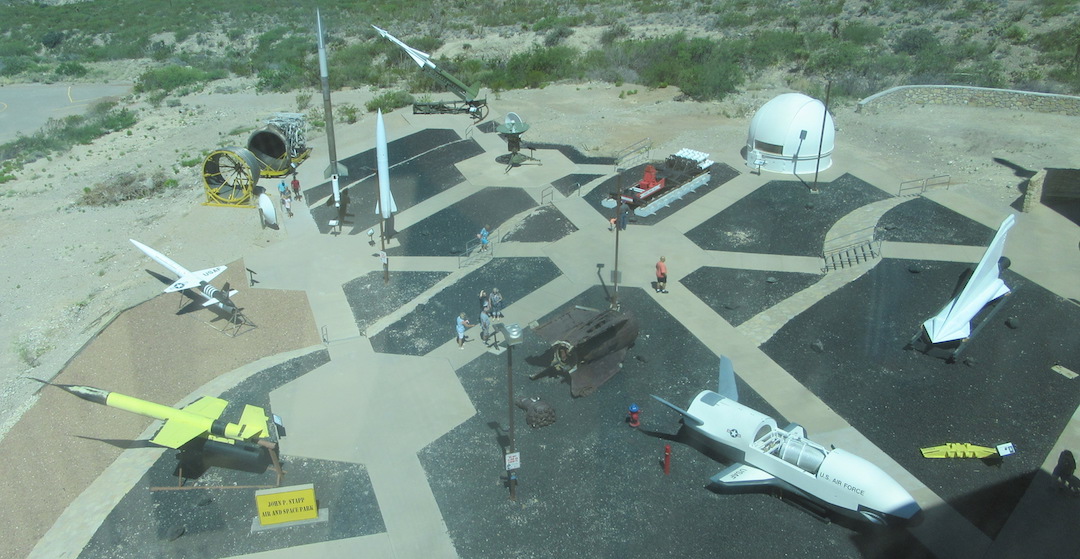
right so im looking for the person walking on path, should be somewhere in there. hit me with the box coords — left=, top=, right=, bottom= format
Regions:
left=290, top=174, right=302, bottom=201
left=479, top=309, right=493, bottom=345
left=456, top=312, right=474, bottom=349
left=618, top=202, right=630, bottom=231
left=282, top=194, right=294, bottom=217
left=655, top=256, right=668, bottom=293
left=490, top=288, right=504, bottom=319
left=278, top=179, right=288, bottom=200
left=477, top=225, right=491, bottom=252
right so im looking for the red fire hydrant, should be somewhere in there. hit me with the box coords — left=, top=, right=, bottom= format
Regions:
left=627, top=403, right=640, bottom=428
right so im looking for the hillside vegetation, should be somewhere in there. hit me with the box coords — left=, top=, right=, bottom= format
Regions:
left=2, top=0, right=1079, bottom=107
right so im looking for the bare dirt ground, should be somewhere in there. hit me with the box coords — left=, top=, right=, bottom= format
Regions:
left=1, top=70, right=1079, bottom=559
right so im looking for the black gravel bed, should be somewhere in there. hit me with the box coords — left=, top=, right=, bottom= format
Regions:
left=551, top=173, right=602, bottom=197
left=308, top=138, right=485, bottom=235
left=686, top=173, right=892, bottom=256
left=500, top=204, right=578, bottom=243
left=760, top=258, right=1080, bottom=539
left=680, top=266, right=825, bottom=327
left=81, top=350, right=387, bottom=558
left=878, top=197, right=995, bottom=245
left=582, top=162, right=740, bottom=226
left=301, top=129, right=464, bottom=203
left=368, top=257, right=562, bottom=356
left=343, top=271, right=451, bottom=335
left=419, top=285, right=927, bottom=559
left=383, top=187, right=537, bottom=256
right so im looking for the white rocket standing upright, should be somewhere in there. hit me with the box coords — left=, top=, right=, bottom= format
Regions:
left=130, top=239, right=239, bottom=313
left=374, top=109, right=397, bottom=219
left=374, top=109, right=397, bottom=249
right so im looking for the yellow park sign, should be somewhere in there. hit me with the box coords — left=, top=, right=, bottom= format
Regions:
left=255, top=483, right=318, bottom=526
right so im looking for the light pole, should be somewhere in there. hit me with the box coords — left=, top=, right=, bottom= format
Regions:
left=497, top=322, right=523, bottom=500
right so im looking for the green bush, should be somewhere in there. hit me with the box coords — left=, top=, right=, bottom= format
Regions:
left=135, top=65, right=221, bottom=94
left=893, top=28, right=941, bottom=55
left=600, top=23, right=631, bottom=47
left=41, top=31, right=64, bottom=49
left=841, top=22, right=885, bottom=45
left=365, top=90, right=414, bottom=113
left=544, top=26, right=574, bottom=47
left=338, top=103, right=360, bottom=124
left=56, top=61, right=88, bottom=77
left=78, top=169, right=182, bottom=207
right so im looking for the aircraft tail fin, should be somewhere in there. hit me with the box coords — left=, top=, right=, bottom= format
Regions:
left=651, top=394, right=704, bottom=426
left=718, top=355, right=739, bottom=402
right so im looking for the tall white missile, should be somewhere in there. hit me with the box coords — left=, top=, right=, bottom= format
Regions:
left=374, top=109, right=397, bottom=219
left=317, top=9, right=346, bottom=179
left=922, top=214, right=1015, bottom=344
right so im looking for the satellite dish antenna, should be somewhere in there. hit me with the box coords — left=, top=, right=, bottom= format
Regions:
left=498, top=112, right=529, bottom=135
left=257, top=193, right=278, bottom=227
left=496, top=111, right=540, bottom=171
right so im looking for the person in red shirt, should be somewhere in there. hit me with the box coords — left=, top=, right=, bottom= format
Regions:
left=655, top=256, right=668, bottom=293
left=290, top=174, right=302, bottom=201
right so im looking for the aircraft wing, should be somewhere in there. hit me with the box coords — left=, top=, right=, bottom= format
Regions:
left=164, top=266, right=227, bottom=293
left=181, top=396, right=229, bottom=418
left=532, top=306, right=601, bottom=343
left=569, top=348, right=626, bottom=397
left=150, top=397, right=229, bottom=447
left=709, top=463, right=777, bottom=487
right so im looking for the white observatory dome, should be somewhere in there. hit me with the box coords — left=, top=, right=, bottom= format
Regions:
left=745, top=93, right=834, bottom=174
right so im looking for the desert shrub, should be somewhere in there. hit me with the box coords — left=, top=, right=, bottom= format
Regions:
left=338, top=103, right=360, bottom=124
left=135, top=65, right=221, bottom=94
left=40, top=31, right=64, bottom=49
left=329, top=42, right=380, bottom=88
left=0, top=100, right=135, bottom=163
left=0, top=38, right=33, bottom=57
left=56, top=61, right=88, bottom=77
left=366, top=90, right=414, bottom=113
left=534, top=16, right=585, bottom=33
left=0, top=56, right=39, bottom=77
left=894, top=28, right=941, bottom=55
left=1037, top=0, right=1080, bottom=17
left=501, top=45, right=581, bottom=89
left=841, top=22, right=885, bottom=45
left=78, top=169, right=182, bottom=207
left=600, top=23, right=631, bottom=46
left=544, top=26, right=574, bottom=47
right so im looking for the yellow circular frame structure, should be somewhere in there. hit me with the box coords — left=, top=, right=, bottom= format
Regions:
left=202, top=148, right=262, bottom=207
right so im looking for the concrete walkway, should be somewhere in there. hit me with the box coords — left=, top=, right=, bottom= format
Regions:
left=29, top=106, right=1080, bottom=559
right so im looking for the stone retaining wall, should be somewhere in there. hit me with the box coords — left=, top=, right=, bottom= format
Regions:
left=857, top=85, right=1080, bottom=116
left=1023, top=168, right=1080, bottom=213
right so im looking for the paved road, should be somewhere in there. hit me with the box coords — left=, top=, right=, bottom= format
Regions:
left=0, top=83, right=132, bottom=144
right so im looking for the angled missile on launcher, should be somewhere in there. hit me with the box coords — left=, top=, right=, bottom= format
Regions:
left=908, top=214, right=1015, bottom=360
left=372, top=24, right=487, bottom=120
left=652, top=356, right=921, bottom=526
left=37, top=380, right=284, bottom=483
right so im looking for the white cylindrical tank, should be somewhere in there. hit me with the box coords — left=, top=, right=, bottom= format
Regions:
left=746, top=93, right=834, bottom=174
